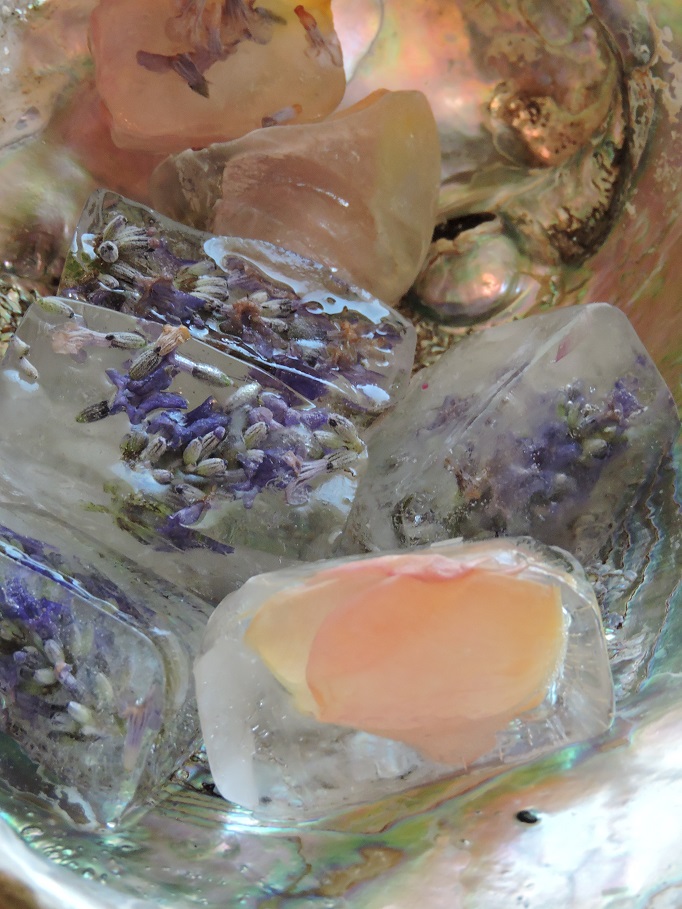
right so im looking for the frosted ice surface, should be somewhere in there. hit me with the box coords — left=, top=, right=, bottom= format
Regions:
left=0, top=505, right=211, bottom=827
left=0, top=298, right=367, bottom=602
left=195, top=537, right=613, bottom=821
left=342, top=304, right=679, bottom=561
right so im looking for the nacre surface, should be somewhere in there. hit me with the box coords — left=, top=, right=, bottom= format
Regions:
left=0, top=0, right=680, bottom=907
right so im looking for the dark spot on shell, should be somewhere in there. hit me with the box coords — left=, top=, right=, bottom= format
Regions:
left=515, top=809, right=540, bottom=824
left=432, top=213, right=497, bottom=243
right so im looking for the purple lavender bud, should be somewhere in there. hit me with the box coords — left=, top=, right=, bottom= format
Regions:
left=271, top=364, right=325, bottom=402
left=238, top=450, right=265, bottom=478
left=250, top=451, right=292, bottom=490
left=184, top=396, right=219, bottom=423
left=158, top=512, right=234, bottom=554
left=247, top=406, right=275, bottom=427
left=283, top=409, right=302, bottom=427
left=105, top=368, right=128, bottom=390
left=173, top=501, right=209, bottom=527
left=146, top=282, right=205, bottom=324
left=108, top=389, right=133, bottom=417
left=258, top=392, right=289, bottom=423
left=184, top=415, right=230, bottom=440
left=127, top=365, right=174, bottom=396
left=299, top=410, right=329, bottom=431
left=611, top=378, right=641, bottom=419
left=146, top=410, right=183, bottom=432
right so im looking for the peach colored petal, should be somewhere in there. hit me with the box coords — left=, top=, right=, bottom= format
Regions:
left=306, top=568, right=565, bottom=763
left=244, top=567, right=388, bottom=714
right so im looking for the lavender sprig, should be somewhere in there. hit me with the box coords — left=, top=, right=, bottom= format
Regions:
left=0, top=568, right=136, bottom=750
left=393, top=379, right=643, bottom=546
left=65, top=320, right=364, bottom=554
left=65, top=207, right=404, bottom=411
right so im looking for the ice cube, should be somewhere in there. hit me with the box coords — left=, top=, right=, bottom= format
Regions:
left=150, top=89, right=441, bottom=304
left=0, top=505, right=211, bottom=827
left=342, top=303, right=680, bottom=561
left=89, top=0, right=346, bottom=155
left=194, top=537, right=613, bottom=820
left=0, top=297, right=366, bottom=602
left=59, top=190, right=416, bottom=421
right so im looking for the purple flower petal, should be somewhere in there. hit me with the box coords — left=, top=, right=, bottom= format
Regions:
left=137, top=392, right=188, bottom=418
left=122, top=686, right=163, bottom=772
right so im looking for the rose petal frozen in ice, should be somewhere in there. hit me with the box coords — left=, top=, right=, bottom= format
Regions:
left=244, top=564, right=389, bottom=715
left=248, top=555, right=566, bottom=765
left=195, top=537, right=613, bottom=819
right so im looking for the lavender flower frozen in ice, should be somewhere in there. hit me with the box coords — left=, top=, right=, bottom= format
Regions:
left=0, top=537, right=158, bottom=775
left=53, top=311, right=365, bottom=558
left=344, top=304, right=679, bottom=562
left=59, top=191, right=415, bottom=418
left=393, top=379, right=644, bottom=546
left=0, top=510, right=209, bottom=827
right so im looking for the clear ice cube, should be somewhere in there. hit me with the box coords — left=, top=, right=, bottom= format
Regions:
left=0, top=298, right=367, bottom=603
left=0, top=504, right=211, bottom=827
left=59, top=190, right=416, bottom=421
left=194, top=537, right=614, bottom=821
left=342, top=303, right=680, bottom=562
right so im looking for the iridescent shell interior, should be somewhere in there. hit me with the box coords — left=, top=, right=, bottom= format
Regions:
left=0, top=1, right=680, bottom=906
